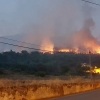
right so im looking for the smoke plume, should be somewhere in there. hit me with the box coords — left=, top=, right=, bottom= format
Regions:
left=72, top=3, right=100, bottom=53
left=16, top=2, right=100, bottom=53
left=0, top=0, right=100, bottom=53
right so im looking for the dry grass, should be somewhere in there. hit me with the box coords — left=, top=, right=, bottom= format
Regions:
left=0, top=75, right=91, bottom=87
left=0, top=75, right=100, bottom=100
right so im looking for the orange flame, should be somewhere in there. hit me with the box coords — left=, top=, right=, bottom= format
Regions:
left=40, top=37, right=54, bottom=54
left=82, top=40, right=100, bottom=54
left=56, top=46, right=100, bottom=54
left=58, top=47, right=79, bottom=53
left=57, top=39, right=100, bottom=54
left=58, top=49, right=71, bottom=52
left=94, top=68, right=100, bottom=74
left=86, top=66, right=100, bottom=74
left=40, top=34, right=100, bottom=54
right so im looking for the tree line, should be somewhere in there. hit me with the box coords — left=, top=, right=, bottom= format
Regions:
left=0, top=50, right=100, bottom=76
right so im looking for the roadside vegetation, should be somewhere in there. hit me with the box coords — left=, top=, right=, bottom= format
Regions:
left=0, top=50, right=100, bottom=99
left=0, top=50, right=100, bottom=77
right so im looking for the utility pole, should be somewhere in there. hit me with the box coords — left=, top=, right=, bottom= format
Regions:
left=89, top=50, right=92, bottom=80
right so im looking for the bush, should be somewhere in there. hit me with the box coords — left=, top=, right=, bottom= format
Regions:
left=35, top=71, right=46, bottom=77
left=0, top=69, right=5, bottom=75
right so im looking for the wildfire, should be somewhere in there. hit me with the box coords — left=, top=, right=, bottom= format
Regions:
left=83, top=40, right=100, bottom=54
left=55, top=48, right=100, bottom=54
left=58, top=49, right=71, bottom=53
left=40, top=37, right=54, bottom=54
left=57, top=47, right=80, bottom=53
left=93, top=66, right=100, bottom=74
left=40, top=47, right=100, bottom=54
left=40, top=35, right=100, bottom=54
left=94, top=47, right=100, bottom=54
left=94, top=68, right=100, bottom=74
left=57, top=43, right=100, bottom=54
left=40, top=46, right=100, bottom=54
left=86, top=66, right=100, bottom=74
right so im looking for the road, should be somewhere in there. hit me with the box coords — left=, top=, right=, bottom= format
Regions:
left=47, top=89, right=100, bottom=100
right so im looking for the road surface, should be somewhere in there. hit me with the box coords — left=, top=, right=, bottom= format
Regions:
left=47, top=89, right=100, bottom=100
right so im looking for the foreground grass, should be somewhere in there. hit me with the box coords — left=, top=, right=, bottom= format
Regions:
left=0, top=74, right=93, bottom=87
left=0, top=75, right=100, bottom=100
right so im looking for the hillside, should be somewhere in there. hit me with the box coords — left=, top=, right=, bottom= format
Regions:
left=0, top=50, right=99, bottom=76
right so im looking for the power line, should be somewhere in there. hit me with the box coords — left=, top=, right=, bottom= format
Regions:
left=0, top=36, right=52, bottom=49
left=82, top=0, right=100, bottom=6
left=0, top=41, right=53, bottom=53
left=0, top=36, right=37, bottom=46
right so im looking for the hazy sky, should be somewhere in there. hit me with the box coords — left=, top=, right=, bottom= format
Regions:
left=0, top=0, right=100, bottom=38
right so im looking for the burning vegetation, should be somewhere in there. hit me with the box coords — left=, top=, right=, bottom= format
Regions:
left=40, top=37, right=54, bottom=54
left=40, top=37, right=100, bottom=54
left=40, top=4, right=100, bottom=54
left=93, top=67, right=100, bottom=74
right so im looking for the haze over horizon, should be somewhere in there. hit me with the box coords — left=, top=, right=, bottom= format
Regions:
left=0, top=0, right=100, bottom=52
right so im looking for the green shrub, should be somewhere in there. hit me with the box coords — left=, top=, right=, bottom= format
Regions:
left=35, top=71, right=46, bottom=77
left=0, top=69, right=5, bottom=75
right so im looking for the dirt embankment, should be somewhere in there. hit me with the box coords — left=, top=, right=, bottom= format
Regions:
left=0, top=81, right=100, bottom=100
